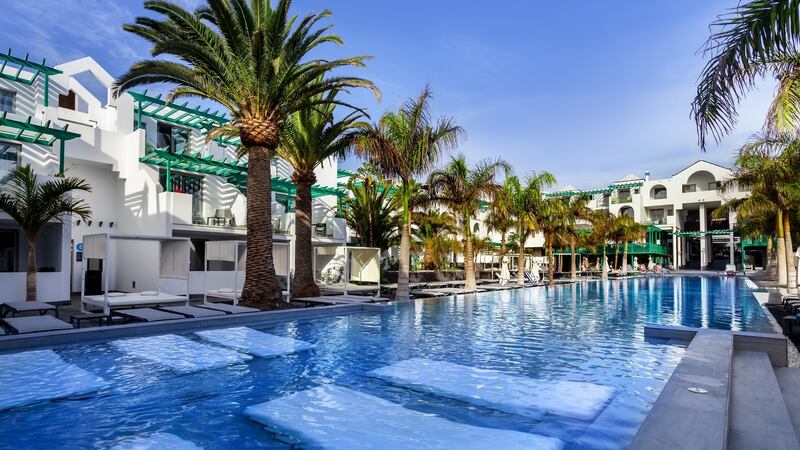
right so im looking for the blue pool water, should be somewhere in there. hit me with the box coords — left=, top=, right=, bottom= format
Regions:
left=0, top=276, right=773, bottom=449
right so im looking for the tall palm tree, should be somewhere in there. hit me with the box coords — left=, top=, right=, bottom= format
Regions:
left=275, top=90, right=364, bottom=299
left=539, top=197, right=567, bottom=286
left=506, top=172, right=556, bottom=285
left=342, top=168, right=399, bottom=250
left=354, top=87, right=463, bottom=299
left=0, top=165, right=91, bottom=301
left=412, top=210, right=457, bottom=270
left=720, top=134, right=800, bottom=286
left=114, top=0, right=378, bottom=308
left=693, top=0, right=800, bottom=148
left=587, top=210, right=617, bottom=280
left=427, top=154, right=509, bottom=290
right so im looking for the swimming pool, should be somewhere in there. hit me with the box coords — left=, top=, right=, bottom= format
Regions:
left=0, top=276, right=773, bottom=449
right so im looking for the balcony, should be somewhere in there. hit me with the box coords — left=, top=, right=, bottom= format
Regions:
left=313, top=218, right=347, bottom=241
left=649, top=217, right=667, bottom=225
left=652, top=191, right=667, bottom=200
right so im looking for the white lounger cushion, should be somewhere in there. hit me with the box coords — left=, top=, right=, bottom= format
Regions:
left=0, top=349, right=106, bottom=411
left=368, top=358, right=614, bottom=421
left=109, top=433, right=203, bottom=450
left=83, top=293, right=187, bottom=307
left=245, top=385, right=562, bottom=450
left=195, top=327, right=314, bottom=358
left=110, top=334, right=251, bottom=373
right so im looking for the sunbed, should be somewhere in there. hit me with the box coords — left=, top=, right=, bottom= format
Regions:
left=157, top=305, right=227, bottom=318
left=2, top=315, right=73, bottom=334
left=112, top=308, right=185, bottom=322
left=83, top=291, right=189, bottom=310
left=1, top=301, right=57, bottom=318
left=195, top=303, right=259, bottom=314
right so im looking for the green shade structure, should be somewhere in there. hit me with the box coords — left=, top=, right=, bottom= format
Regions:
left=0, top=49, right=61, bottom=107
left=139, top=147, right=346, bottom=199
left=546, top=181, right=644, bottom=198
left=0, top=112, right=80, bottom=175
left=129, top=90, right=230, bottom=131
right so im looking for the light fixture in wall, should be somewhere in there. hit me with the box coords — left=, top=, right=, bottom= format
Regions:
left=109, top=222, right=114, bottom=228
left=98, top=221, right=103, bottom=227
left=87, top=220, right=93, bottom=226
left=76, top=220, right=81, bottom=226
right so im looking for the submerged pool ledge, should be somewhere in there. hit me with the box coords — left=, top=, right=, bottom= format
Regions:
left=0, top=303, right=379, bottom=353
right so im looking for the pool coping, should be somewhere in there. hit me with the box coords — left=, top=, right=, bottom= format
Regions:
left=0, top=302, right=399, bottom=353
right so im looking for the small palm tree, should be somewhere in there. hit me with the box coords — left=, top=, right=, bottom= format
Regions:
left=0, top=165, right=91, bottom=301
left=615, top=215, right=645, bottom=273
left=484, top=184, right=514, bottom=275
left=557, top=195, right=592, bottom=281
left=115, top=0, right=378, bottom=308
left=587, top=210, right=617, bottom=280
left=276, top=90, right=364, bottom=299
left=354, top=87, right=463, bottom=299
left=412, top=210, right=457, bottom=270
left=427, top=154, right=509, bottom=290
left=342, top=167, right=399, bottom=250
left=505, top=172, right=556, bottom=285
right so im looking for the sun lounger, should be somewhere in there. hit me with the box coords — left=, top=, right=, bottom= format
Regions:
left=109, top=433, right=203, bottom=450
left=0, top=349, right=107, bottom=410
left=244, top=385, right=563, bottom=450
left=157, top=305, right=227, bottom=318
left=82, top=292, right=189, bottom=310
left=195, top=327, right=315, bottom=358
left=1, top=301, right=57, bottom=317
left=368, top=358, right=614, bottom=421
left=110, top=334, right=251, bottom=373
left=113, top=308, right=185, bottom=322
left=2, top=315, right=73, bottom=334
left=195, top=303, right=259, bottom=314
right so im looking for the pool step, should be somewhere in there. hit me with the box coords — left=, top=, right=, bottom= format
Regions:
left=775, top=367, right=800, bottom=441
left=728, top=351, right=800, bottom=449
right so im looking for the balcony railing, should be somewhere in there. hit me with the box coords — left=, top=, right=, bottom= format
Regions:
left=651, top=191, right=667, bottom=200
left=649, top=217, right=666, bottom=225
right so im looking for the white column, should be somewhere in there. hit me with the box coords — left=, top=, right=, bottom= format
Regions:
left=699, top=204, right=707, bottom=269
left=672, top=227, right=678, bottom=269
left=729, top=233, right=735, bottom=266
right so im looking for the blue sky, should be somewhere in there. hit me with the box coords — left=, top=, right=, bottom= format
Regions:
left=0, top=0, right=776, bottom=189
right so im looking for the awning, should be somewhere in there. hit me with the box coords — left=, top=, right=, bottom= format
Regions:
left=546, top=181, right=644, bottom=198
left=129, top=90, right=230, bottom=131
left=0, top=112, right=81, bottom=175
left=139, top=148, right=346, bottom=198
left=672, top=229, right=734, bottom=237
left=0, top=49, right=61, bottom=107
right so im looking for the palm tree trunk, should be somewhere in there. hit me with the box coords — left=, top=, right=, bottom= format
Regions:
left=547, top=240, right=555, bottom=286
left=517, top=230, right=526, bottom=285
left=290, top=170, right=320, bottom=299
left=615, top=244, right=620, bottom=270
left=570, top=238, right=577, bottom=281
left=783, top=209, right=796, bottom=289
left=464, top=233, right=476, bottom=290
left=241, top=145, right=282, bottom=308
left=26, top=235, right=37, bottom=301
left=766, top=236, right=776, bottom=276
left=777, top=212, right=787, bottom=286
left=602, top=248, right=608, bottom=280
left=423, top=241, right=434, bottom=270
left=499, top=230, right=506, bottom=269
left=623, top=242, right=629, bottom=274
left=396, top=192, right=412, bottom=300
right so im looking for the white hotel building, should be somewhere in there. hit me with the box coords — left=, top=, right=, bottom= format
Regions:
left=0, top=53, right=348, bottom=302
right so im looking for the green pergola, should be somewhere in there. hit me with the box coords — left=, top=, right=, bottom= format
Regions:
left=129, top=90, right=230, bottom=131
left=546, top=181, right=644, bottom=198
left=139, top=148, right=346, bottom=199
left=672, top=229, right=734, bottom=237
left=0, top=49, right=62, bottom=107
left=0, top=112, right=80, bottom=175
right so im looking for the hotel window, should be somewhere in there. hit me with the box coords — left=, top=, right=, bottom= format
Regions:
left=159, top=170, right=204, bottom=220
left=0, top=229, right=18, bottom=272
left=0, top=90, right=15, bottom=113
left=682, top=184, right=697, bottom=193
left=156, top=122, right=190, bottom=153
left=0, top=142, right=20, bottom=174
left=708, top=181, right=721, bottom=190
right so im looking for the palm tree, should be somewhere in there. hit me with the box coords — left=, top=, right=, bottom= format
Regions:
left=693, top=0, right=800, bottom=148
left=539, top=197, right=567, bottom=286
left=506, top=172, right=556, bottom=285
left=342, top=168, right=399, bottom=250
left=114, top=0, right=378, bottom=308
left=484, top=182, right=514, bottom=275
left=354, top=87, right=463, bottom=299
left=412, top=210, right=457, bottom=270
left=587, top=210, right=617, bottom=280
left=427, top=154, right=509, bottom=290
left=0, top=165, right=91, bottom=301
left=558, top=195, right=592, bottom=281
left=275, top=90, right=363, bottom=299
left=719, top=134, right=800, bottom=286
left=615, top=215, right=645, bottom=274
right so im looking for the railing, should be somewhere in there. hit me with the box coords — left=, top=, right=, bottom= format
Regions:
left=649, top=217, right=666, bottom=225
left=651, top=191, right=667, bottom=200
